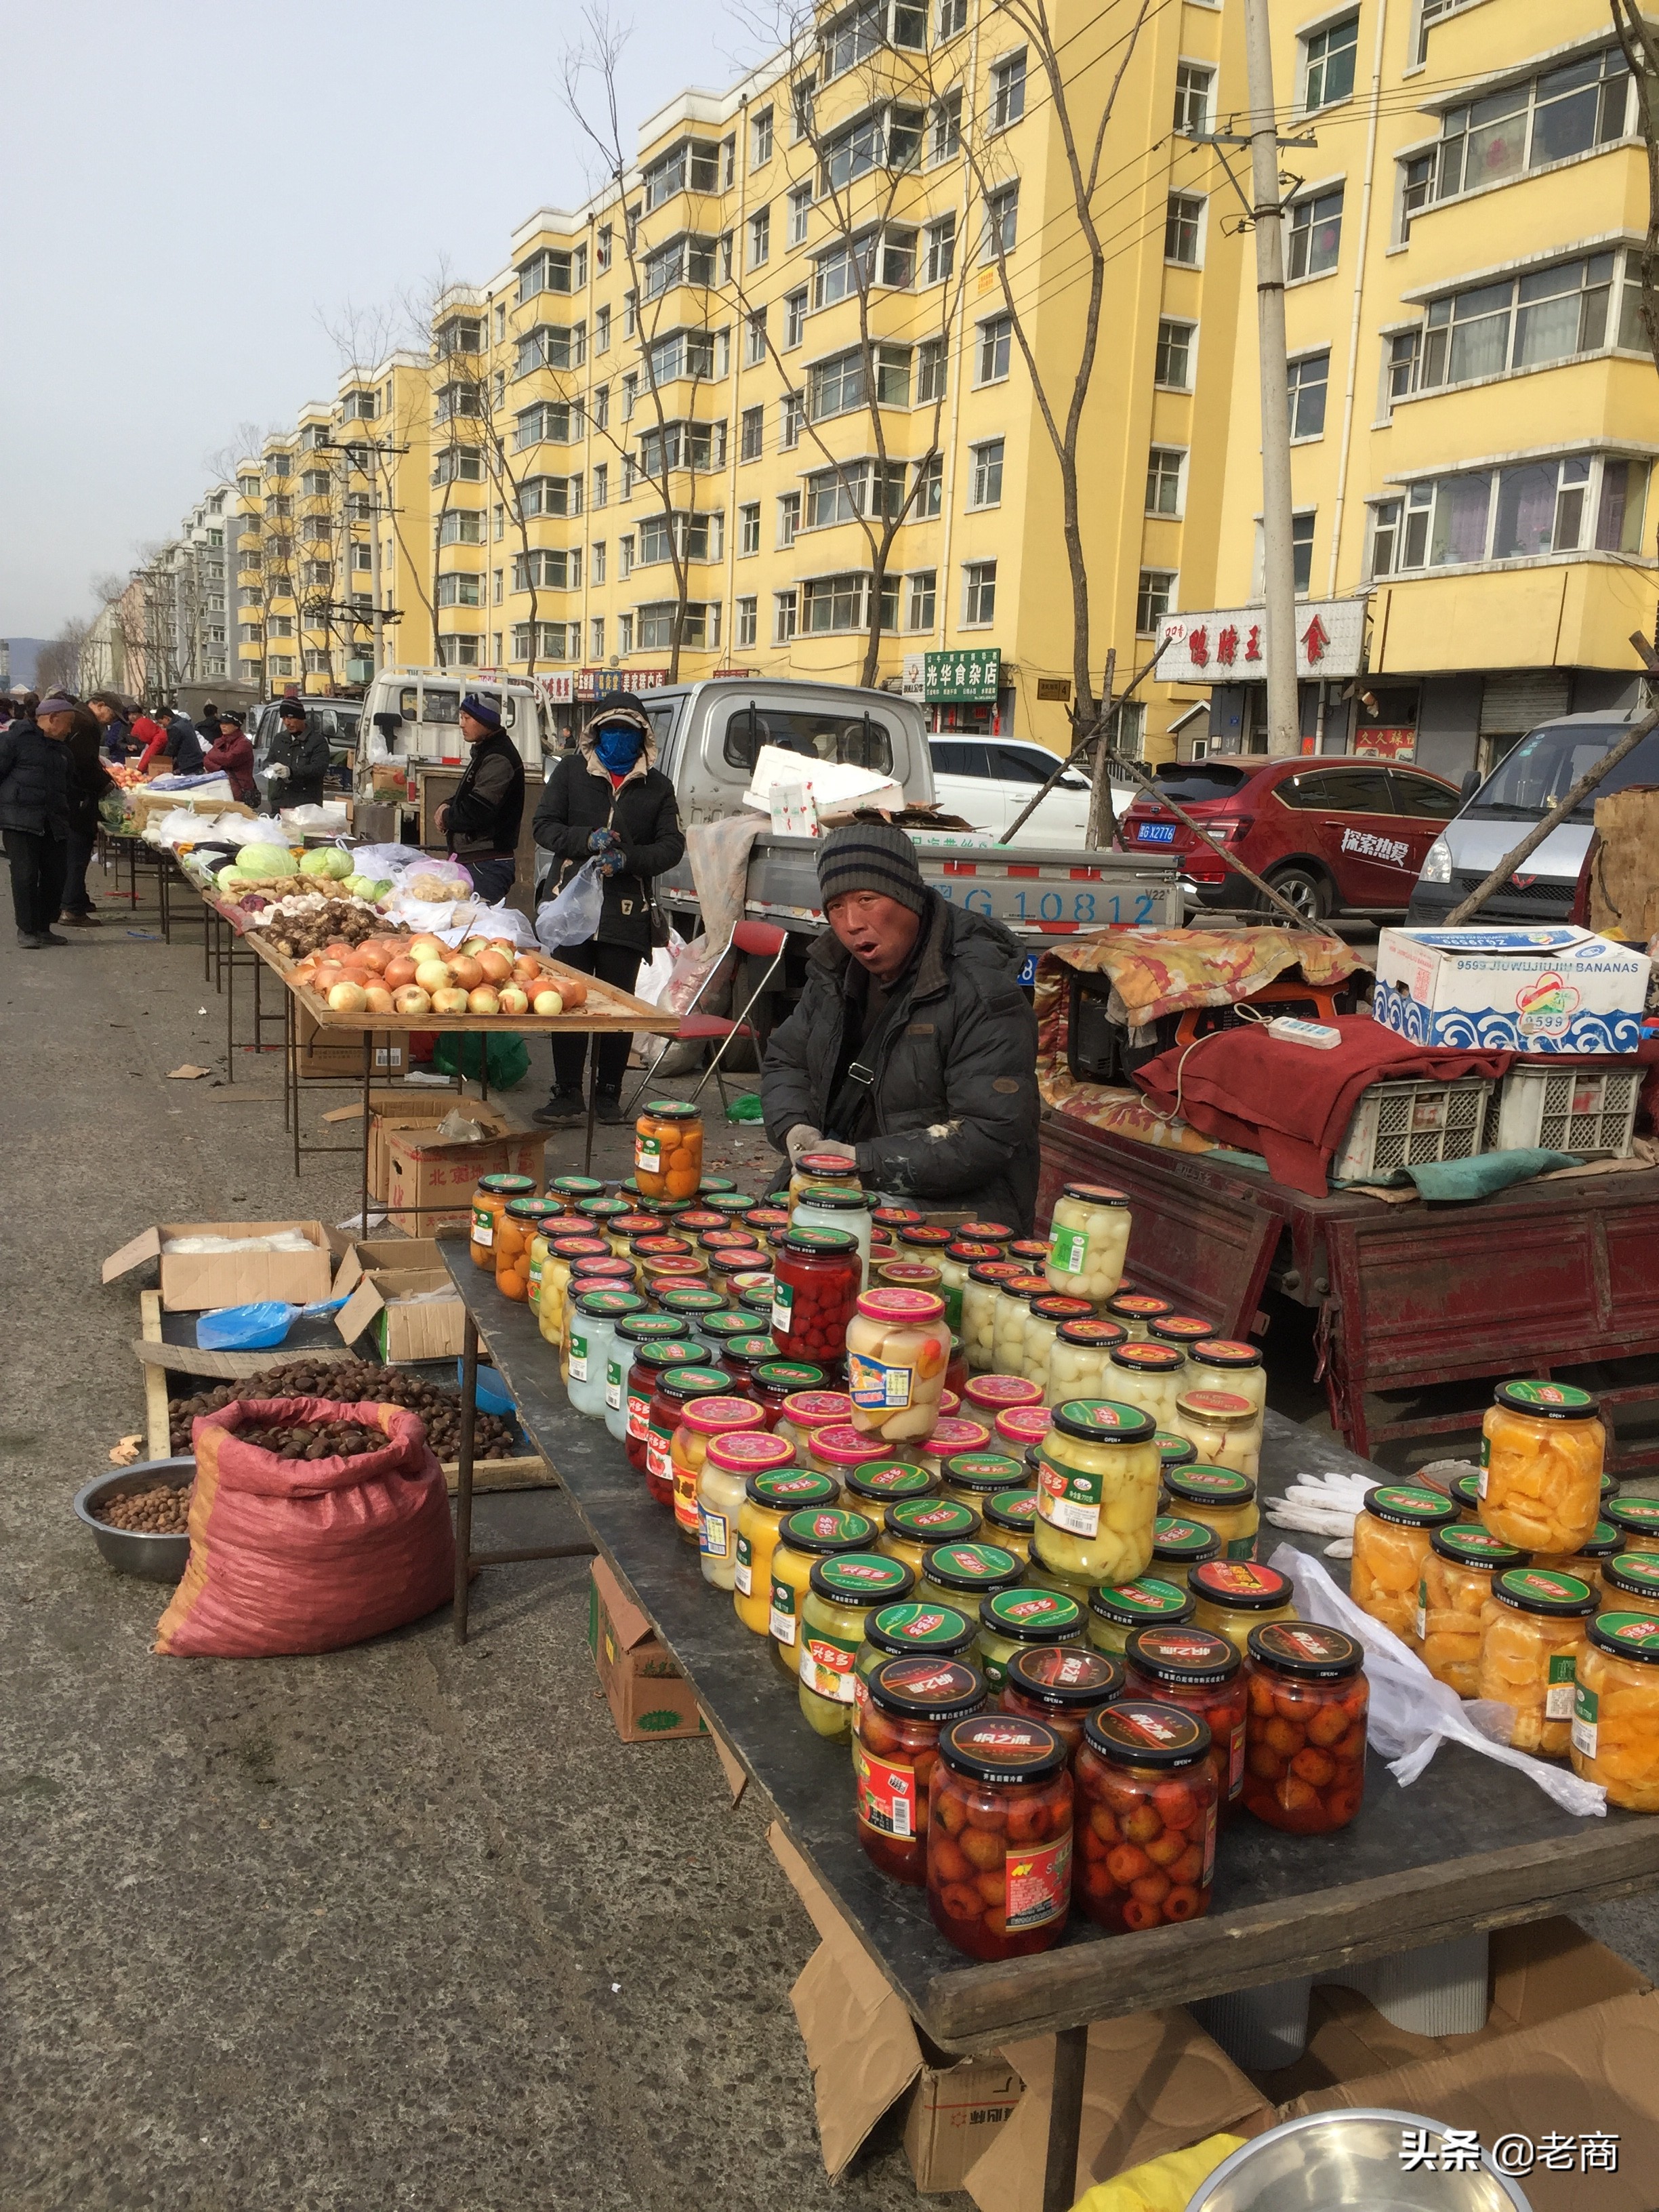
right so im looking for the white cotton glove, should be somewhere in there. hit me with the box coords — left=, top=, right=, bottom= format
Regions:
left=785, top=1124, right=823, bottom=1168
left=1263, top=1471, right=1378, bottom=1559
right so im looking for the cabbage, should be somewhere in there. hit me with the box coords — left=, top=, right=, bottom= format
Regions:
left=299, top=848, right=336, bottom=877
left=320, top=848, right=354, bottom=880
left=237, top=842, right=298, bottom=882
left=217, top=864, right=245, bottom=892
left=367, top=879, right=393, bottom=900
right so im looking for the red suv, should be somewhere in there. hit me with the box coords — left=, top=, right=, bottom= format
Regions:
left=1120, top=757, right=1462, bottom=920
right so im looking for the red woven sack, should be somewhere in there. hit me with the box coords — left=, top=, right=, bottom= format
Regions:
left=155, top=1397, right=455, bottom=1658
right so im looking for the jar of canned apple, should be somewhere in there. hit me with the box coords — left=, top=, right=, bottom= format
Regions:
left=1033, top=1397, right=1162, bottom=1589
left=1045, top=1183, right=1132, bottom=1300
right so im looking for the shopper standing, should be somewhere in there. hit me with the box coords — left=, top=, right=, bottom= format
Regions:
left=87, top=692, right=131, bottom=761
left=264, top=697, right=330, bottom=806
left=58, top=703, right=114, bottom=928
left=438, top=694, right=525, bottom=906
left=0, top=691, right=73, bottom=947
left=205, top=709, right=258, bottom=804
left=531, top=694, right=683, bottom=1126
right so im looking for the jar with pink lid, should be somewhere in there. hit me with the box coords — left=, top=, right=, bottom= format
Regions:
left=845, top=1286, right=953, bottom=1444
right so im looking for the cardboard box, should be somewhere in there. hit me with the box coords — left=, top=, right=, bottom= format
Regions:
left=103, top=1219, right=333, bottom=1314
left=363, top=1095, right=468, bottom=1204
left=382, top=1107, right=547, bottom=1232
left=587, top=1559, right=708, bottom=1743
left=333, top=1248, right=466, bottom=1361
left=335, top=1237, right=446, bottom=1282
left=1374, top=924, right=1650, bottom=1054
left=292, top=1006, right=407, bottom=1080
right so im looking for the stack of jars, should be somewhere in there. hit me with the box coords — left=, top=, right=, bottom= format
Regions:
left=470, top=1172, right=539, bottom=1267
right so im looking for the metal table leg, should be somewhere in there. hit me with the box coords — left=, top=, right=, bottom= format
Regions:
left=454, top=1313, right=478, bottom=1643
left=226, top=930, right=235, bottom=1083
left=1041, top=2024, right=1088, bottom=2212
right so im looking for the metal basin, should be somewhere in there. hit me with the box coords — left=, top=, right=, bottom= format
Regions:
left=1188, top=2110, right=1533, bottom=2212
left=73, top=1459, right=194, bottom=1582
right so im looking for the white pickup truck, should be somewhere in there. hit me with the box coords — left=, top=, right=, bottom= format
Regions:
left=633, top=678, right=1179, bottom=966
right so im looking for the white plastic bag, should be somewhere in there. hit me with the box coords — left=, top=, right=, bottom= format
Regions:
left=536, top=858, right=605, bottom=951
left=351, top=842, right=428, bottom=878
left=470, top=902, right=539, bottom=951
left=632, top=931, right=688, bottom=1007
left=1267, top=1544, right=1606, bottom=1817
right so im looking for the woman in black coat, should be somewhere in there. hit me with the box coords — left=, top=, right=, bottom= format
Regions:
left=59, top=705, right=115, bottom=926
left=531, top=695, right=684, bottom=1124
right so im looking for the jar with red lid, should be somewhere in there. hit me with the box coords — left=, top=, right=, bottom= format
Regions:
left=775, top=1389, right=852, bottom=1462
left=857, top=1656, right=988, bottom=1885
left=913, top=1416, right=991, bottom=1483
left=872, top=1204, right=924, bottom=1233
left=1190, top=1559, right=1297, bottom=1658
left=751, top=1359, right=825, bottom=1425
left=1022, top=1296, right=1094, bottom=1395
left=669, top=1395, right=766, bottom=1545
left=622, top=1338, right=704, bottom=1470
left=642, top=1254, right=710, bottom=1296
left=1124, top=1624, right=1247, bottom=1814
left=958, top=1219, right=1014, bottom=1246
left=1001, top=1644, right=1125, bottom=1758
left=699, top=1431, right=795, bottom=1589
left=744, top=1204, right=790, bottom=1240
left=846, top=1460, right=938, bottom=1514
left=1149, top=1314, right=1218, bottom=1355
left=1106, top=1342, right=1188, bottom=1431
left=1106, top=1292, right=1174, bottom=1339
left=990, top=1272, right=1061, bottom=1379
left=647, top=1364, right=734, bottom=1511
left=699, top=1223, right=762, bottom=1251
left=846, top=1286, right=953, bottom=1443
left=939, top=1240, right=1002, bottom=1332
left=1186, top=1338, right=1267, bottom=1417
left=994, top=1404, right=1052, bottom=1458
left=962, top=1262, right=1025, bottom=1372
left=1074, top=1700, right=1216, bottom=1931
left=1241, top=1622, right=1368, bottom=1832
left=771, top=1226, right=861, bottom=1364
left=1044, top=1317, right=1129, bottom=1406
left=675, top=1208, right=727, bottom=1235
left=928, top=1714, right=1074, bottom=1959
left=708, top=1248, right=766, bottom=1293
left=631, top=1231, right=693, bottom=1262
left=962, top=1374, right=1042, bottom=1418
left=607, top=1209, right=658, bottom=1254
left=808, top=1422, right=903, bottom=1492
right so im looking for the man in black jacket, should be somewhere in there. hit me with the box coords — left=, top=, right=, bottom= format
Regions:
left=531, top=695, right=684, bottom=1124
left=761, top=823, right=1041, bottom=1231
left=438, top=695, right=525, bottom=906
left=264, top=698, right=330, bottom=806
left=0, top=691, right=74, bottom=947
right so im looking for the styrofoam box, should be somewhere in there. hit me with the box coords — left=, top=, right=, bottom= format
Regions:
left=1374, top=925, right=1650, bottom=1054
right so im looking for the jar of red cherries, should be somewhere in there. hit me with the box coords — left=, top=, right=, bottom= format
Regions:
left=927, top=1713, right=1074, bottom=1961
left=1240, top=1622, right=1369, bottom=1835
left=623, top=1339, right=704, bottom=1473
left=1073, top=1700, right=1217, bottom=1932
left=856, top=1656, right=987, bottom=1887
left=643, top=1363, right=731, bottom=1508
left=771, top=1226, right=862, bottom=1364
left=1124, top=1624, right=1248, bottom=1817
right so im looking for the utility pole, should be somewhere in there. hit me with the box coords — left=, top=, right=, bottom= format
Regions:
left=1243, top=0, right=1299, bottom=757
left=369, top=443, right=386, bottom=678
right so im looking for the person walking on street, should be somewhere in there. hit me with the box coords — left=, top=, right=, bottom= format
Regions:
left=205, top=709, right=258, bottom=804
left=265, top=697, right=329, bottom=807
left=58, top=702, right=114, bottom=928
left=437, top=694, right=524, bottom=907
left=87, top=692, right=131, bottom=761
left=0, top=691, right=74, bottom=947
left=194, top=701, right=220, bottom=747
left=532, top=694, right=684, bottom=1126
left=760, top=823, right=1042, bottom=1231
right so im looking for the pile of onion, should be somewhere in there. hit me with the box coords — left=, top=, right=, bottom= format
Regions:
left=290, top=933, right=586, bottom=1019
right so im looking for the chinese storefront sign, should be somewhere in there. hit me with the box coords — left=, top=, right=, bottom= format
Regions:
left=903, top=647, right=1002, bottom=703
left=1155, top=600, right=1366, bottom=686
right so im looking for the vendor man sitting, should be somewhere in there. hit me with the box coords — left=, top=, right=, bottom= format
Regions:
left=761, top=823, right=1041, bottom=1232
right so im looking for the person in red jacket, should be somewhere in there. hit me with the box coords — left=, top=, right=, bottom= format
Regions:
left=204, top=710, right=258, bottom=803
left=131, top=712, right=170, bottom=775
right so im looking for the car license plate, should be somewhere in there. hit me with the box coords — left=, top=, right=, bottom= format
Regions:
left=1017, top=954, right=1039, bottom=987
left=1137, top=823, right=1176, bottom=842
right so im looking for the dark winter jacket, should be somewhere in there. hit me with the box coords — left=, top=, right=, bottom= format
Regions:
left=446, top=728, right=525, bottom=858
left=167, top=716, right=206, bottom=776
left=532, top=714, right=685, bottom=956
left=266, top=716, right=331, bottom=806
left=64, top=711, right=115, bottom=836
left=0, top=718, right=71, bottom=838
left=103, top=717, right=131, bottom=762
left=205, top=728, right=258, bottom=803
left=762, top=893, right=1041, bottom=1231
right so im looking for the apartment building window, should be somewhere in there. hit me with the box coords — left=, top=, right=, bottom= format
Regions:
left=779, top=491, right=802, bottom=546
left=781, top=391, right=804, bottom=447
left=785, top=288, right=808, bottom=348
left=1145, top=446, right=1185, bottom=516
left=514, top=400, right=578, bottom=449
left=639, top=601, right=720, bottom=651
left=938, top=0, right=966, bottom=37
left=352, top=543, right=373, bottom=571
left=1136, top=569, right=1176, bottom=634
left=969, top=438, right=1004, bottom=509
left=239, top=475, right=260, bottom=499
left=1164, top=192, right=1204, bottom=266
left=808, top=348, right=867, bottom=419
left=493, top=502, right=508, bottom=539
left=741, top=405, right=766, bottom=460
left=720, top=232, right=735, bottom=283
left=735, top=596, right=759, bottom=647
left=775, top=590, right=798, bottom=642
left=591, top=541, right=607, bottom=584
left=643, top=232, right=718, bottom=299
left=304, top=649, right=332, bottom=676
left=622, top=372, right=638, bottom=422
left=930, top=89, right=962, bottom=164
left=650, top=328, right=718, bottom=385
left=916, top=339, right=947, bottom=405
left=511, top=621, right=577, bottom=660
left=1288, top=350, right=1330, bottom=438
left=590, top=616, right=605, bottom=658
left=592, top=384, right=611, bottom=432
left=905, top=570, right=937, bottom=630
left=592, top=462, right=609, bottom=507
left=1291, top=513, right=1315, bottom=593
left=1394, top=253, right=1625, bottom=397
left=514, top=548, right=581, bottom=590
left=752, top=105, right=774, bottom=165
left=1404, top=48, right=1631, bottom=229
left=268, top=655, right=295, bottom=678
left=1174, top=62, right=1214, bottom=136
left=806, top=462, right=905, bottom=527
left=1368, top=451, right=1649, bottom=577
left=962, top=560, right=996, bottom=626
left=432, top=449, right=483, bottom=486
left=596, top=223, right=613, bottom=272
left=788, top=185, right=812, bottom=247
left=644, top=137, right=721, bottom=209
left=266, top=453, right=291, bottom=478
left=1287, top=188, right=1343, bottom=280
left=815, top=234, right=867, bottom=309
left=238, top=623, right=263, bottom=645
left=920, top=214, right=957, bottom=289
left=493, top=568, right=504, bottom=605
left=917, top=453, right=943, bottom=518
left=977, top=314, right=1012, bottom=384
left=270, top=616, right=294, bottom=638
left=750, top=206, right=771, bottom=269
left=745, top=308, right=768, bottom=366
left=1303, top=16, right=1358, bottom=111
left=437, top=510, right=484, bottom=545
left=238, top=586, right=263, bottom=609
left=437, top=574, right=483, bottom=606
left=622, top=455, right=638, bottom=497
left=798, top=573, right=865, bottom=632
left=821, top=102, right=924, bottom=191
left=991, top=50, right=1027, bottom=131
left=982, top=184, right=1019, bottom=261
left=739, top=501, right=762, bottom=554
left=619, top=533, right=634, bottom=578
left=722, top=133, right=737, bottom=188
left=624, top=289, right=638, bottom=337
left=1155, top=317, right=1195, bottom=389
left=617, top=613, right=634, bottom=653
left=301, top=469, right=329, bottom=497
left=516, top=248, right=577, bottom=301
left=491, top=368, right=506, bottom=408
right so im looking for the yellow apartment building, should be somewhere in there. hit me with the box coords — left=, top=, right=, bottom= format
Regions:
left=1181, top=0, right=1659, bottom=779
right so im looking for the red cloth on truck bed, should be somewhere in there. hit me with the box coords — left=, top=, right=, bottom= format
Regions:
left=1131, top=1017, right=1515, bottom=1195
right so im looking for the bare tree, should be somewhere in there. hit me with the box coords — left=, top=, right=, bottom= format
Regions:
left=35, top=618, right=91, bottom=696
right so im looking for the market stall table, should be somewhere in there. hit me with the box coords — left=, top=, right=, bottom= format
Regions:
left=436, top=1237, right=1659, bottom=2209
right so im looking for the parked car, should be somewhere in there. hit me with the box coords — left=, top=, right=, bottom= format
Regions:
left=1120, top=756, right=1462, bottom=920
left=248, top=696, right=361, bottom=799
left=928, top=736, right=1137, bottom=846
left=1408, top=710, right=1659, bottom=926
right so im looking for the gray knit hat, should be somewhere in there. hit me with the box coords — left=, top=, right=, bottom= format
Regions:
left=815, top=822, right=928, bottom=917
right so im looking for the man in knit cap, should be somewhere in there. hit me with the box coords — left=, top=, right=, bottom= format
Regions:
left=761, top=821, right=1040, bottom=1231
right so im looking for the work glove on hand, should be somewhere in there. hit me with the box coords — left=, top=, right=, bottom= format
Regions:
left=588, top=827, right=621, bottom=853
left=785, top=1124, right=823, bottom=1168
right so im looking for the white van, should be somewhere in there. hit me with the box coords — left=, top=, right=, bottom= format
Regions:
left=355, top=668, right=550, bottom=779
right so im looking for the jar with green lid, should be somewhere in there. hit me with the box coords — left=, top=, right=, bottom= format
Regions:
left=605, top=1313, right=692, bottom=1442
left=855, top=1599, right=977, bottom=1720
left=792, top=1183, right=874, bottom=1282
left=938, top=1240, right=1000, bottom=1332
left=1452, top=1470, right=1484, bottom=1521
left=769, top=1505, right=879, bottom=1679
left=977, top=1586, right=1087, bottom=1692
left=880, top=1496, right=983, bottom=1580
left=1186, top=1338, right=1267, bottom=1416
left=788, top=1149, right=863, bottom=1211
left=1155, top=1431, right=1198, bottom=1479
left=699, top=1431, right=794, bottom=1589
left=800, top=1554, right=917, bottom=1736
left=1086, top=1576, right=1196, bottom=1656
left=1478, top=1565, right=1595, bottom=1757
left=567, top=1288, right=644, bottom=1420
left=623, top=1343, right=706, bottom=1475
left=915, top=1419, right=993, bottom=1486
left=1107, top=1343, right=1188, bottom=1431
left=647, top=1366, right=735, bottom=1515
left=1570, top=1612, right=1659, bottom=1809
left=941, top=1450, right=1027, bottom=1515
left=743, top=1359, right=819, bottom=1427
left=1023, top=1549, right=1097, bottom=1613
left=1417, top=1522, right=1525, bottom=1696
left=496, top=1195, right=559, bottom=1304
left=702, top=1179, right=744, bottom=1203
left=1151, top=1515, right=1223, bottom=1590
left=1045, top=1182, right=1132, bottom=1300
left=693, top=1305, right=762, bottom=1351
left=846, top=1460, right=938, bottom=1516
left=537, top=1234, right=611, bottom=1351
left=775, top=1389, right=852, bottom=1463
left=962, top=1261, right=1024, bottom=1372
left=1189, top=1559, right=1297, bottom=1658
left=856, top=1654, right=987, bottom=1885
left=576, top=1189, right=630, bottom=1225
left=1022, top=1295, right=1094, bottom=1394
left=470, top=1171, right=539, bottom=1268
left=1171, top=1388, right=1263, bottom=1479
left=917, top=1540, right=1025, bottom=1614
left=732, top=1469, right=838, bottom=1635
left=1000, top=1644, right=1125, bottom=1759
left=1162, top=1466, right=1259, bottom=1562
left=983, top=1486, right=1039, bottom=1561
left=736, top=1277, right=777, bottom=1320
left=991, top=1272, right=1055, bottom=1378
left=1351, top=1483, right=1459, bottom=1646
left=1044, top=1317, right=1129, bottom=1406
left=1033, top=1397, right=1161, bottom=1588
left=1534, top=1519, right=1622, bottom=1592
left=1105, top=1291, right=1173, bottom=1338
left=1601, top=1552, right=1659, bottom=1622
left=1605, top=1496, right=1659, bottom=1558
left=1481, top=1378, right=1605, bottom=1555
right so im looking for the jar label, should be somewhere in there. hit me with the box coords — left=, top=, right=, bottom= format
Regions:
left=672, top=1468, right=699, bottom=1535
left=848, top=1353, right=915, bottom=1411
left=734, top=1534, right=753, bottom=1596
left=1037, top=1456, right=1101, bottom=1539
left=606, top=1359, right=625, bottom=1412
left=1006, top=1835, right=1071, bottom=1932
left=1228, top=1719, right=1246, bottom=1798
left=1416, top=1580, right=1428, bottom=1643
left=769, top=1580, right=798, bottom=1645
left=700, top=1507, right=731, bottom=1559
left=1546, top=1653, right=1578, bottom=1720
left=647, top=1424, right=674, bottom=1481
left=1048, top=1224, right=1088, bottom=1276
left=802, top=1633, right=859, bottom=1702
left=855, top=1742, right=917, bottom=1837
left=626, top=1387, right=653, bottom=1441
left=636, top=1134, right=663, bottom=1171
left=1572, top=1681, right=1599, bottom=1759
left=569, top=1330, right=590, bottom=1382
left=770, top=1280, right=794, bottom=1336
left=471, top=1209, right=494, bottom=1248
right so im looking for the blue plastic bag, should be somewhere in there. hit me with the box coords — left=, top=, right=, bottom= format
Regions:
left=195, top=1297, right=346, bottom=1351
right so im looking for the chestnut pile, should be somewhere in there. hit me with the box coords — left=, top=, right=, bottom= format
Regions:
left=237, top=1419, right=386, bottom=1460
left=168, top=1358, right=522, bottom=1460
left=94, top=1483, right=191, bottom=1534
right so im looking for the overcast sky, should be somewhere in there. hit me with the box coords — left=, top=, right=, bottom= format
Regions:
left=0, top=0, right=762, bottom=641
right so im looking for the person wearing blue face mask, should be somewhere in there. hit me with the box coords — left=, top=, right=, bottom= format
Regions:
left=531, top=693, right=685, bottom=1126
